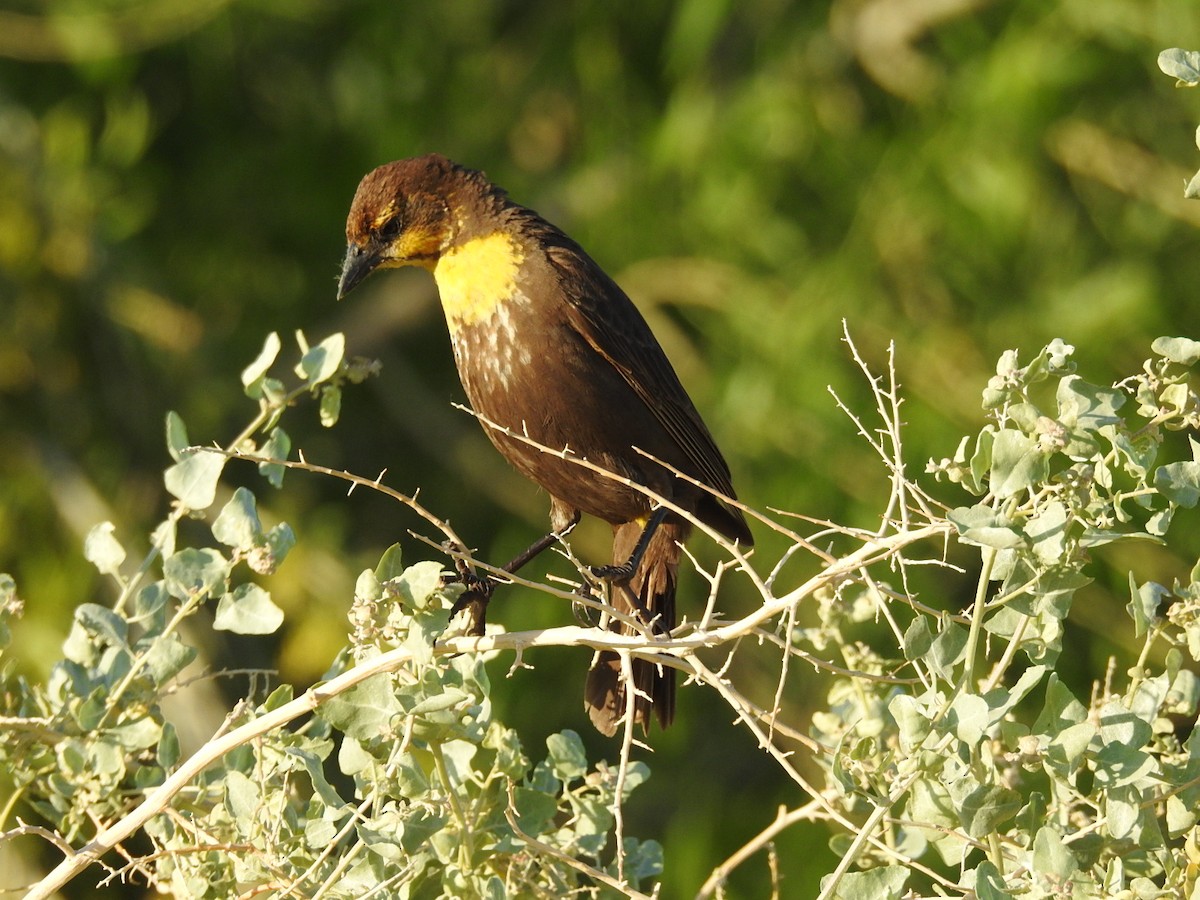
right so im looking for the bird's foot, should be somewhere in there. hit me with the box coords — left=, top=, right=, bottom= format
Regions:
left=444, top=546, right=497, bottom=637
left=449, top=585, right=491, bottom=636
left=448, top=570, right=496, bottom=637
left=588, top=561, right=635, bottom=582
left=571, top=580, right=603, bottom=627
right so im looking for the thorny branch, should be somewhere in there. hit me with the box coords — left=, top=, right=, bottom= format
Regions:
left=20, top=328, right=960, bottom=898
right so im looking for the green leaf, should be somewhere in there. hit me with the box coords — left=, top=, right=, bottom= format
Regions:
left=1159, top=49, right=1200, bottom=85
left=1187, top=170, right=1200, bottom=200
left=158, top=722, right=180, bottom=769
left=990, top=429, right=1048, bottom=499
left=320, top=384, right=342, bottom=427
left=142, top=631, right=197, bottom=683
left=823, top=864, right=908, bottom=899
left=249, top=522, right=295, bottom=575
left=928, top=620, right=968, bottom=681
left=1092, top=743, right=1157, bottom=789
left=212, top=487, right=263, bottom=550
left=1155, top=440, right=1200, bottom=507
left=355, top=568, right=383, bottom=604
left=84, top=522, right=126, bottom=577
left=165, top=410, right=189, bottom=462
left=262, top=683, right=294, bottom=711
left=394, top=560, right=448, bottom=610
left=408, top=688, right=471, bottom=717
left=1034, top=675, right=1088, bottom=734
left=1032, top=826, right=1077, bottom=880
left=888, top=693, right=931, bottom=753
left=393, top=752, right=431, bottom=798
left=225, top=769, right=260, bottom=822
left=958, top=784, right=1021, bottom=839
left=512, top=786, right=557, bottom=835
left=163, top=547, right=229, bottom=601
left=971, top=860, right=1013, bottom=900
left=375, top=543, right=405, bottom=583
left=1097, top=700, right=1152, bottom=749
left=109, top=715, right=163, bottom=750
left=213, top=583, right=284, bottom=634
left=304, top=817, right=339, bottom=850
left=295, top=332, right=345, bottom=386
left=547, top=730, right=588, bottom=781
left=1025, top=501, right=1069, bottom=564
left=1152, top=335, right=1200, bottom=366
left=396, top=807, right=445, bottom=855
left=1056, top=376, right=1124, bottom=430
left=622, top=837, right=664, bottom=882
left=1104, top=783, right=1141, bottom=841
left=258, top=427, right=290, bottom=488
left=241, top=331, right=282, bottom=398
left=948, top=693, right=989, bottom=745
left=1126, top=575, right=1167, bottom=637
left=948, top=505, right=1026, bottom=550
left=902, top=616, right=932, bottom=660
left=1167, top=793, right=1197, bottom=835
left=164, top=448, right=226, bottom=510
left=75, top=603, right=128, bottom=646
left=320, top=673, right=403, bottom=741
left=286, top=746, right=345, bottom=811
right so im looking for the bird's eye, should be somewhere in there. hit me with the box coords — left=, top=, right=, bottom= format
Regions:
left=380, top=217, right=404, bottom=241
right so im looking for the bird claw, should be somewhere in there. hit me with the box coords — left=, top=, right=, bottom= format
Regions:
left=571, top=580, right=602, bottom=627
left=444, top=547, right=497, bottom=637
left=449, top=583, right=492, bottom=636
left=588, top=562, right=635, bottom=582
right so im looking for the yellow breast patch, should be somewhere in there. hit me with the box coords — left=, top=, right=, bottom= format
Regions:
left=433, top=231, right=525, bottom=329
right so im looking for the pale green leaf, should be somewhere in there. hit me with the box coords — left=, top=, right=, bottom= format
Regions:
left=1159, top=48, right=1200, bottom=85
left=165, top=410, right=189, bottom=462
left=84, top=522, right=126, bottom=577
left=990, top=429, right=1047, bottom=499
left=319, top=673, right=403, bottom=741
left=163, top=547, right=229, bottom=601
left=213, top=583, right=284, bottom=634
left=164, top=449, right=226, bottom=510
left=547, top=730, right=588, bottom=781
left=258, top=427, right=290, bottom=488
left=1153, top=335, right=1200, bottom=366
left=212, top=487, right=262, bottom=550
left=1032, top=826, right=1077, bottom=879
left=295, top=332, right=345, bottom=386
left=824, top=864, right=908, bottom=899
left=241, top=331, right=282, bottom=397
left=948, top=505, right=1027, bottom=550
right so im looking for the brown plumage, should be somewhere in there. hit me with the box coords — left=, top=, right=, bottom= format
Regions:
left=337, top=153, right=751, bottom=735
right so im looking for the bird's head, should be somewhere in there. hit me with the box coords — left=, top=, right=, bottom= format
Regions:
left=337, top=154, right=461, bottom=299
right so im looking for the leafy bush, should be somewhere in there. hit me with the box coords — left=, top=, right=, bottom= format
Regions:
left=3, top=324, right=1200, bottom=898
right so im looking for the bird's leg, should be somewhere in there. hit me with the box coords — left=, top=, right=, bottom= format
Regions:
left=589, top=506, right=670, bottom=582
left=446, top=548, right=494, bottom=637
left=448, top=512, right=581, bottom=635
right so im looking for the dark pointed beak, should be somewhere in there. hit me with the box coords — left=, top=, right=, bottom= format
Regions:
left=337, top=243, right=380, bottom=300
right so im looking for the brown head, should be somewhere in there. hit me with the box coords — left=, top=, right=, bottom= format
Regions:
left=337, top=154, right=500, bottom=299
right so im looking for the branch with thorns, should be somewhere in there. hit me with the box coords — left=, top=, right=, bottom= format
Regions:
left=22, top=325, right=959, bottom=898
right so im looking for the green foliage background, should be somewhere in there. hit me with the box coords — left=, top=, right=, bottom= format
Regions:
left=2, top=0, right=1200, bottom=895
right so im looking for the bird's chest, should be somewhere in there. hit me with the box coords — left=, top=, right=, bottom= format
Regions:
left=448, top=301, right=544, bottom=414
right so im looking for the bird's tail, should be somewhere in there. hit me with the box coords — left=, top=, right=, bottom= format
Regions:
left=584, top=517, right=687, bottom=735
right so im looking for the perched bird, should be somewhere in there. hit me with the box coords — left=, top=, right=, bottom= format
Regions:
left=337, top=154, right=751, bottom=735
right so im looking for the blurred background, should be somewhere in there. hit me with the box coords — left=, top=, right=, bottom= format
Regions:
left=2, top=0, right=1200, bottom=895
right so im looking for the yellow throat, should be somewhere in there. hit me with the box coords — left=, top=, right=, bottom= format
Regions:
left=432, top=231, right=525, bottom=329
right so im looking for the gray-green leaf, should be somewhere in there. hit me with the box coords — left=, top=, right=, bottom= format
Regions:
left=213, top=583, right=284, bottom=634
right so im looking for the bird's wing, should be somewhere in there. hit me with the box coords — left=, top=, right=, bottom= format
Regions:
left=541, top=237, right=739, bottom=502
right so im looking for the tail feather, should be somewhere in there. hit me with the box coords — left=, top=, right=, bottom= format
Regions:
left=584, top=518, right=686, bottom=735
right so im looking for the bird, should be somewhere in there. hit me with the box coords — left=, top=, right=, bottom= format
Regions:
left=336, top=153, right=751, bottom=735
